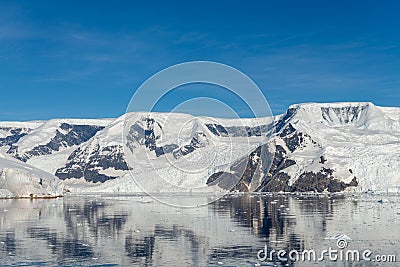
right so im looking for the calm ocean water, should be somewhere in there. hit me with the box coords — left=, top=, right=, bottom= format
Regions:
left=0, top=193, right=399, bottom=266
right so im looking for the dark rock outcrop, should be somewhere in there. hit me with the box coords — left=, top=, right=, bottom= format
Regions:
left=8, top=123, right=104, bottom=162
left=0, top=127, right=31, bottom=148
left=207, top=123, right=359, bottom=193
left=126, top=118, right=178, bottom=157
left=55, top=144, right=129, bottom=183
left=127, top=117, right=210, bottom=159
left=205, top=123, right=272, bottom=137
left=321, top=105, right=369, bottom=125
left=173, top=132, right=208, bottom=159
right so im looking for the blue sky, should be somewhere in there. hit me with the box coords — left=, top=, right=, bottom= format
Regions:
left=0, top=0, right=399, bottom=120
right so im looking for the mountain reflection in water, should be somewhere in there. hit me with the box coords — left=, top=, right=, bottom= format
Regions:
left=0, top=194, right=399, bottom=266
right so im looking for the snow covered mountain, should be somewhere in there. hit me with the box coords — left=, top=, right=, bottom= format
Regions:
left=55, top=116, right=130, bottom=183
left=0, top=121, right=43, bottom=150
left=0, top=119, right=112, bottom=174
left=0, top=102, right=399, bottom=194
left=209, top=102, right=400, bottom=193
left=57, top=112, right=274, bottom=193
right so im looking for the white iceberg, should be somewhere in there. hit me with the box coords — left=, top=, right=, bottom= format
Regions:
left=0, top=153, right=64, bottom=198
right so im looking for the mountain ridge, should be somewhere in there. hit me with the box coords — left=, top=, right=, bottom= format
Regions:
left=0, top=102, right=399, bottom=194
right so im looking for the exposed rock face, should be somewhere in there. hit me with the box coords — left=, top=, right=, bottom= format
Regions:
left=55, top=144, right=129, bottom=183
left=207, top=121, right=359, bottom=193
left=0, top=127, right=31, bottom=148
left=8, top=123, right=104, bottom=162
left=207, top=144, right=272, bottom=192
left=173, top=132, right=209, bottom=159
left=126, top=118, right=179, bottom=157
left=321, top=105, right=368, bottom=125
left=205, top=123, right=272, bottom=137
left=292, top=171, right=358, bottom=192
left=1, top=102, right=398, bottom=192
left=127, top=117, right=211, bottom=159
left=275, top=106, right=299, bottom=132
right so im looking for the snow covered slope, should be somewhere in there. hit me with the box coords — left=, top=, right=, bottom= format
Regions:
left=55, top=116, right=130, bottom=183
left=1, top=102, right=399, bottom=193
left=0, top=119, right=112, bottom=174
left=210, top=102, right=400, bottom=193
left=0, top=121, right=43, bottom=152
left=58, top=112, right=274, bottom=193
left=0, top=153, right=64, bottom=198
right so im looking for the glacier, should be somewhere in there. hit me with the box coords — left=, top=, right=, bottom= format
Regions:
left=0, top=153, right=64, bottom=198
left=214, top=102, right=400, bottom=193
left=0, top=102, right=399, bottom=194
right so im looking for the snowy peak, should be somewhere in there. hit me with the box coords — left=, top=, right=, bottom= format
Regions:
left=276, top=102, right=399, bottom=132
left=289, top=101, right=374, bottom=110
left=0, top=102, right=399, bottom=194
left=0, top=126, right=33, bottom=149
left=4, top=119, right=109, bottom=162
left=212, top=102, right=400, bottom=193
left=285, top=102, right=373, bottom=125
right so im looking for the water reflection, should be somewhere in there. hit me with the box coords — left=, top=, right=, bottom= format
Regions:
left=63, top=200, right=128, bottom=238
left=0, top=231, right=16, bottom=255
left=125, top=234, right=155, bottom=266
left=27, top=226, right=94, bottom=260
left=0, top=194, right=398, bottom=266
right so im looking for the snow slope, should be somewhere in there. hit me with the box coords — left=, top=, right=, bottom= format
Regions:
left=61, top=112, right=274, bottom=193
left=0, top=119, right=112, bottom=174
left=211, top=102, right=400, bottom=193
left=0, top=102, right=399, bottom=194
left=0, top=121, right=43, bottom=153
left=280, top=102, right=400, bottom=192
